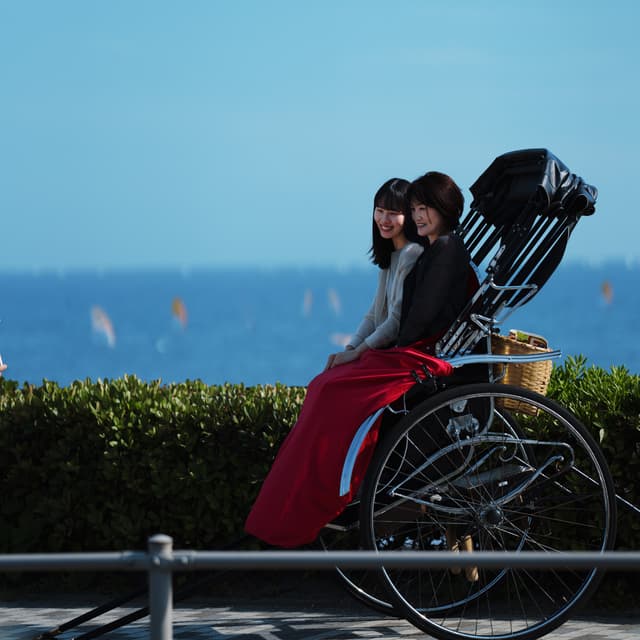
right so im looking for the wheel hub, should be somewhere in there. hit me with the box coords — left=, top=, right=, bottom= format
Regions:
left=480, top=505, right=504, bottom=527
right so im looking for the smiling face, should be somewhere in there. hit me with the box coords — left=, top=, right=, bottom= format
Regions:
left=411, top=200, right=448, bottom=243
left=374, top=206, right=407, bottom=249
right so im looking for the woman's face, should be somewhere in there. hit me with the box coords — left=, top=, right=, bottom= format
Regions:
left=374, top=206, right=406, bottom=244
left=411, top=200, right=447, bottom=241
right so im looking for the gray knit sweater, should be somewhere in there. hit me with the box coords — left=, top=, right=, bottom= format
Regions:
left=348, top=242, right=423, bottom=350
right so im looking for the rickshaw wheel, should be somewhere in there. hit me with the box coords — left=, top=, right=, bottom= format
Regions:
left=360, top=383, right=616, bottom=640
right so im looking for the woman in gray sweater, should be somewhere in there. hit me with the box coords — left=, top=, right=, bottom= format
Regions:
left=325, top=178, right=423, bottom=369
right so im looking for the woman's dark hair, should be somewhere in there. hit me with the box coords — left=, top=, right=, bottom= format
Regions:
left=403, top=171, right=465, bottom=245
left=369, top=178, right=411, bottom=268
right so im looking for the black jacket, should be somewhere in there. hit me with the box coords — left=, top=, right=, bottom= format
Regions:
left=397, top=233, right=470, bottom=347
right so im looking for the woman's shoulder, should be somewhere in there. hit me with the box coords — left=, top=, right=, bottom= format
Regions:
left=398, top=242, right=424, bottom=264
left=432, top=232, right=468, bottom=257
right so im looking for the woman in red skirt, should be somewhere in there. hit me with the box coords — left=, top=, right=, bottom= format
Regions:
left=245, top=172, right=471, bottom=548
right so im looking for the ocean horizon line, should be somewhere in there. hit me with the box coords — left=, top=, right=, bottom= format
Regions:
left=0, top=256, right=639, bottom=277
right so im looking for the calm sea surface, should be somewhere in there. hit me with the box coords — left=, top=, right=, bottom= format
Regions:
left=0, top=263, right=638, bottom=387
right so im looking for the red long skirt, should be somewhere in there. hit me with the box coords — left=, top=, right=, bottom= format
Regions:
left=244, top=343, right=452, bottom=548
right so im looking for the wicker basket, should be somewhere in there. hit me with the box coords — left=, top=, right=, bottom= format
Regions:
left=492, top=333, right=553, bottom=416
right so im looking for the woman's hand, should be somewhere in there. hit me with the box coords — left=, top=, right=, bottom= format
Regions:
left=327, top=342, right=372, bottom=369
left=329, top=349, right=361, bottom=368
left=323, top=352, right=338, bottom=371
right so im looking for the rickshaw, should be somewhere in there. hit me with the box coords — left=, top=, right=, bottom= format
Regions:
left=320, top=148, right=615, bottom=640
left=36, top=149, right=613, bottom=640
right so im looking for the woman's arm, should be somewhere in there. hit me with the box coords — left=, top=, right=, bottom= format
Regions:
left=346, top=269, right=385, bottom=349
left=328, top=246, right=423, bottom=368
left=324, top=270, right=383, bottom=369
left=358, top=244, right=423, bottom=349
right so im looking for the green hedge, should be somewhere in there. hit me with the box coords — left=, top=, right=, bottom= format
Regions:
left=0, top=377, right=305, bottom=554
left=548, top=356, right=640, bottom=546
left=0, top=359, right=639, bottom=587
left=547, top=356, right=640, bottom=605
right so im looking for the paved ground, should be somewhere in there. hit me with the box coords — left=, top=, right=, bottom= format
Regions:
left=1, top=574, right=638, bottom=639
left=2, top=602, right=639, bottom=640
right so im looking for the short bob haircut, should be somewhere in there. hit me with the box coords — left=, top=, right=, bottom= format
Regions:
left=403, top=171, right=465, bottom=245
left=369, top=178, right=411, bottom=269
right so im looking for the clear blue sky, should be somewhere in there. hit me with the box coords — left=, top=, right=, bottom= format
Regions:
left=1, top=1, right=638, bottom=271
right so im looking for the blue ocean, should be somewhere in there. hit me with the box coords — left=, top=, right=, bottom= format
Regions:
left=0, top=263, right=638, bottom=387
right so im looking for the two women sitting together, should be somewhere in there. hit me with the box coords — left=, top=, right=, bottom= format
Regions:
left=246, top=171, right=472, bottom=548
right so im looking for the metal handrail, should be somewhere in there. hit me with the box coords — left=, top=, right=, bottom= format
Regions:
left=3, top=536, right=640, bottom=640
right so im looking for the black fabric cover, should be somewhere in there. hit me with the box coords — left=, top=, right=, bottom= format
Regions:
left=469, top=149, right=597, bottom=227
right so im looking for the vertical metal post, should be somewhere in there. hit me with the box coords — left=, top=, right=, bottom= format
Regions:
left=148, top=534, right=173, bottom=640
